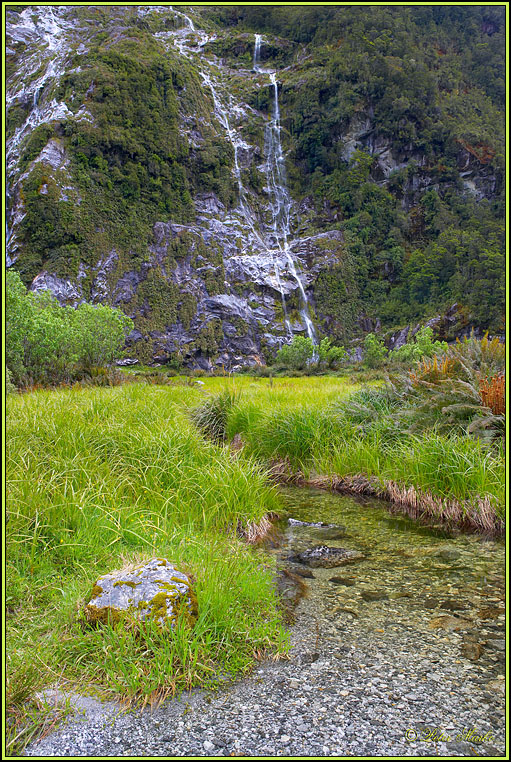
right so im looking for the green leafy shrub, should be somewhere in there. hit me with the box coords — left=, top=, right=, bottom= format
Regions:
left=5, top=367, right=17, bottom=394
left=318, top=337, right=347, bottom=368
left=6, top=270, right=133, bottom=386
left=363, top=333, right=387, bottom=368
left=275, top=336, right=314, bottom=370
left=389, top=326, right=448, bottom=363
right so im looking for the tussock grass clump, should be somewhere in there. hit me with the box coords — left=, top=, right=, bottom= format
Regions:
left=199, top=374, right=504, bottom=532
left=6, top=385, right=288, bottom=738
left=191, top=388, right=239, bottom=443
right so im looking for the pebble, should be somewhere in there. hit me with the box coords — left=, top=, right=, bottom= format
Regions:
left=25, top=499, right=505, bottom=758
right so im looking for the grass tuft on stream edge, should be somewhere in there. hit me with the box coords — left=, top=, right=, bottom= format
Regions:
left=6, top=384, right=289, bottom=752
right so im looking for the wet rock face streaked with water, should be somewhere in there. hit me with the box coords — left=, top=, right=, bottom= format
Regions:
left=26, top=487, right=505, bottom=757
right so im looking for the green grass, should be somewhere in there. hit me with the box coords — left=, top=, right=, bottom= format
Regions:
left=6, top=373, right=505, bottom=752
left=6, top=384, right=288, bottom=736
left=192, top=378, right=505, bottom=522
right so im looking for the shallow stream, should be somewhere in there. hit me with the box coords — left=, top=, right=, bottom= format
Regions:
left=276, top=486, right=505, bottom=679
left=26, top=487, right=506, bottom=757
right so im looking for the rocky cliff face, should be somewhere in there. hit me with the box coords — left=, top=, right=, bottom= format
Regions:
left=6, top=6, right=505, bottom=367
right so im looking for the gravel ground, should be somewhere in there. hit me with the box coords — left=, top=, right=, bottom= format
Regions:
left=25, top=493, right=506, bottom=757
left=25, top=572, right=506, bottom=757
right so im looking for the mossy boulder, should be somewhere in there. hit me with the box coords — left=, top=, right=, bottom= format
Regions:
left=84, top=557, right=198, bottom=628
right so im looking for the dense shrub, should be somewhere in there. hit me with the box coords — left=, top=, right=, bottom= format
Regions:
left=389, top=326, right=447, bottom=364
left=6, top=271, right=133, bottom=387
left=275, top=336, right=315, bottom=370
left=363, top=333, right=387, bottom=368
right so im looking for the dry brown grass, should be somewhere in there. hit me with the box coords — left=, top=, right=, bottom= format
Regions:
left=479, top=374, right=505, bottom=415
left=270, top=463, right=504, bottom=536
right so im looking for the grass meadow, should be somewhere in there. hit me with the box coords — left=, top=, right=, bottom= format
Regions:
left=6, top=374, right=505, bottom=752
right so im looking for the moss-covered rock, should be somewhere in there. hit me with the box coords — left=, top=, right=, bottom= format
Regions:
left=84, top=557, right=198, bottom=629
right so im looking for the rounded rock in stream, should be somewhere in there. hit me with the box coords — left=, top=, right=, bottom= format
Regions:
left=84, top=558, right=198, bottom=628
left=329, top=576, right=356, bottom=586
left=294, top=545, right=365, bottom=568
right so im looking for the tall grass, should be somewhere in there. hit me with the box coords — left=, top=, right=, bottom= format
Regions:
left=6, top=385, right=288, bottom=734
left=192, top=380, right=505, bottom=526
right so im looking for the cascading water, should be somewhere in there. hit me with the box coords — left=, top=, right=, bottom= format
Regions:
left=253, top=34, right=262, bottom=72
left=164, top=13, right=292, bottom=331
left=256, top=38, right=317, bottom=345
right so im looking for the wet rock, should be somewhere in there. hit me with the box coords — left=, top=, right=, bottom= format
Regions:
left=309, top=527, right=348, bottom=541
left=329, top=576, right=356, bottom=587
left=461, top=641, right=483, bottom=661
left=30, top=271, right=84, bottom=306
left=360, top=590, right=388, bottom=602
left=428, top=615, right=467, bottom=632
left=275, top=569, right=307, bottom=622
left=423, top=598, right=441, bottom=609
left=288, top=566, right=315, bottom=579
left=477, top=607, right=505, bottom=620
left=439, top=599, right=467, bottom=611
left=485, top=679, right=506, bottom=696
left=288, top=518, right=347, bottom=540
left=294, top=545, right=365, bottom=568
left=84, top=558, right=197, bottom=628
left=434, top=548, right=461, bottom=561
left=486, top=639, right=505, bottom=651
left=37, top=138, right=69, bottom=170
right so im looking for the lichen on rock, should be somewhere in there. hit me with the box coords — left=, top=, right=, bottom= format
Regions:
left=84, top=558, right=198, bottom=629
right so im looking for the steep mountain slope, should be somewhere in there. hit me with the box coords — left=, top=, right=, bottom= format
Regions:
left=6, top=5, right=505, bottom=368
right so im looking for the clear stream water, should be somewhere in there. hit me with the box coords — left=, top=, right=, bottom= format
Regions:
left=275, top=486, right=505, bottom=679
left=24, top=486, right=505, bottom=756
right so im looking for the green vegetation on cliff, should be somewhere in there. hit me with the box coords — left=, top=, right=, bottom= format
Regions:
left=7, top=3, right=505, bottom=363
left=203, top=5, right=505, bottom=333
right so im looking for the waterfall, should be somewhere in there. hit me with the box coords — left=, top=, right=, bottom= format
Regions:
left=6, top=6, right=73, bottom=264
left=257, top=40, right=317, bottom=345
left=253, top=34, right=262, bottom=71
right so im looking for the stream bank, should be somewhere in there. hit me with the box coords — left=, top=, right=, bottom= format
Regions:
left=25, top=487, right=505, bottom=757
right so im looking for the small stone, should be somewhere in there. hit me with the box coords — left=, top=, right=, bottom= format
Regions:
left=423, top=597, right=441, bottom=609
left=478, top=607, right=505, bottom=620
left=329, top=576, right=356, bottom=586
left=487, top=639, right=505, bottom=651
left=203, top=740, right=215, bottom=751
left=296, top=545, right=365, bottom=568
left=435, top=548, right=460, bottom=561
left=440, top=599, right=467, bottom=611
left=361, top=590, right=388, bottom=602
left=461, top=641, right=483, bottom=661
left=428, top=615, right=466, bottom=631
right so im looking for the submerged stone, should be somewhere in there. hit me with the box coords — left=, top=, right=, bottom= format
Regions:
left=439, top=599, right=467, bottom=611
left=461, top=640, right=483, bottom=661
left=288, top=518, right=340, bottom=529
left=435, top=547, right=461, bottom=561
left=275, top=569, right=308, bottom=623
left=295, top=545, right=365, bottom=568
left=309, top=527, right=348, bottom=541
left=84, top=558, right=198, bottom=628
left=428, top=614, right=467, bottom=631
left=329, top=576, right=356, bottom=586
left=360, top=590, right=388, bottom=602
